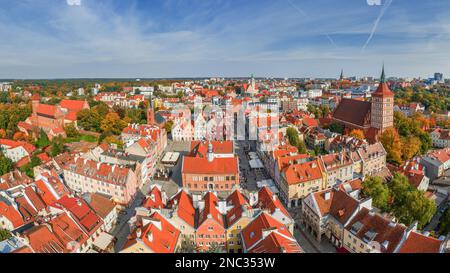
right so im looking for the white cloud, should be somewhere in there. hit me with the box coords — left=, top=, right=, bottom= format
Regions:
left=66, top=0, right=81, bottom=6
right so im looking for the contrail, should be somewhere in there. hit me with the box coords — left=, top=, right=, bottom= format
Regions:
left=362, top=0, right=393, bottom=50
left=286, top=0, right=337, bottom=48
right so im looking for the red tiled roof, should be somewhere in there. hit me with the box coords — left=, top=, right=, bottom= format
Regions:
left=345, top=207, right=406, bottom=253
left=85, top=193, right=116, bottom=219
left=124, top=211, right=180, bottom=253
left=37, top=104, right=59, bottom=117
left=48, top=212, right=88, bottom=250
left=242, top=212, right=300, bottom=253
left=256, top=186, right=290, bottom=218
left=59, top=100, right=87, bottom=111
left=226, top=189, right=252, bottom=227
left=182, top=156, right=238, bottom=175
left=198, top=192, right=224, bottom=227
left=16, top=156, right=30, bottom=168
left=282, top=159, right=323, bottom=185
left=54, top=196, right=102, bottom=235
left=372, top=82, right=394, bottom=97
left=333, top=98, right=371, bottom=127
left=24, top=186, right=46, bottom=211
left=190, top=140, right=234, bottom=157
left=143, top=186, right=165, bottom=210
left=329, top=190, right=360, bottom=225
left=0, top=199, right=24, bottom=228
left=0, top=139, right=36, bottom=154
left=36, top=153, right=51, bottom=163
left=398, top=231, right=443, bottom=253
left=312, top=189, right=334, bottom=216
left=24, top=225, right=65, bottom=253
left=167, top=190, right=195, bottom=228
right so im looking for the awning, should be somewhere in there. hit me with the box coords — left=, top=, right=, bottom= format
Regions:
left=249, top=158, right=264, bottom=169
left=93, top=232, right=115, bottom=251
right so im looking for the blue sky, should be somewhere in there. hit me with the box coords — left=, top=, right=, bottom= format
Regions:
left=0, top=0, right=449, bottom=79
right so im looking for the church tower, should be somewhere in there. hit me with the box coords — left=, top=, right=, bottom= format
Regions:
left=147, top=95, right=155, bottom=125
left=370, top=65, right=394, bottom=132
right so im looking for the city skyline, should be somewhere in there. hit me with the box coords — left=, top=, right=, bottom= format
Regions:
left=0, top=0, right=449, bottom=79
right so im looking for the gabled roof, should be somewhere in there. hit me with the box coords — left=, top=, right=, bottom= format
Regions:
left=333, top=98, right=371, bottom=127
left=198, top=192, right=224, bottom=228
left=329, top=190, right=360, bottom=225
left=59, top=100, right=88, bottom=111
left=282, top=159, right=323, bottom=185
left=24, top=186, right=46, bottom=211
left=53, top=196, right=102, bottom=235
left=398, top=231, right=443, bottom=253
left=242, top=212, right=300, bottom=253
left=0, top=198, right=24, bottom=228
left=345, top=207, right=405, bottom=253
left=142, top=186, right=165, bottom=210
left=124, top=211, right=180, bottom=253
left=23, top=225, right=65, bottom=253
left=48, top=212, right=88, bottom=250
left=256, top=186, right=290, bottom=218
left=226, top=189, right=252, bottom=227
left=84, top=193, right=116, bottom=219
left=372, top=82, right=394, bottom=97
left=167, top=190, right=195, bottom=228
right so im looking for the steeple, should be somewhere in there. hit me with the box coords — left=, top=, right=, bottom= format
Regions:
left=380, top=64, right=386, bottom=83
left=340, top=69, right=344, bottom=80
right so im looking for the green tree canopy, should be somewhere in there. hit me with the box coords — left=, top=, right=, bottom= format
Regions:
left=362, top=176, right=390, bottom=211
left=0, top=152, right=13, bottom=176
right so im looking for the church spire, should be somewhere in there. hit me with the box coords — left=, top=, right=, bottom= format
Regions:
left=340, top=69, right=344, bottom=80
left=380, top=64, right=386, bottom=83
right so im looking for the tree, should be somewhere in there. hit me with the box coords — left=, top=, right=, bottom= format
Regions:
left=93, top=103, right=110, bottom=117
left=36, top=129, right=50, bottom=148
left=349, top=129, right=365, bottom=140
left=0, top=152, right=13, bottom=176
left=102, top=135, right=124, bottom=149
left=286, top=127, right=307, bottom=154
left=77, top=109, right=101, bottom=132
left=0, top=229, right=12, bottom=241
left=389, top=173, right=436, bottom=229
left=379, top=128, right=402, bottom=165
left=20, top=155, right=41, bottom=178
left=101, top=112, right=127, bottom=135
left=401, top=136, right=421, bottom=161
left=328, top=122, right=344, bottom=134
left=362, top=176, right=390, bottom=211
left=164, top=120, right=174, bottom=134
left=64, top=123, right=80, bottom=138
left=51, top=136, right=65, bottom=156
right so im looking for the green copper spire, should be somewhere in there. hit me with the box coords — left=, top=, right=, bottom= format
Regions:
left=380, top=64, right=386, bottom=83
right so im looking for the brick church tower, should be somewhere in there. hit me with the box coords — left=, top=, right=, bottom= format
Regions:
left=370, top=65, right=394, bottom=133
left=147, top=95, right=155, bottom=125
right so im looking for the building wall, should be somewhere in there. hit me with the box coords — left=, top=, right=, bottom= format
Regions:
left=182, top=173, right=239, bottom=193
left=196, top=219, right=226, bottom=252
left=226, top=217, right=250, bottom=253
left=63, top=169, right=138, bottom=205
left=343, top=229, right=378, bottom=253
